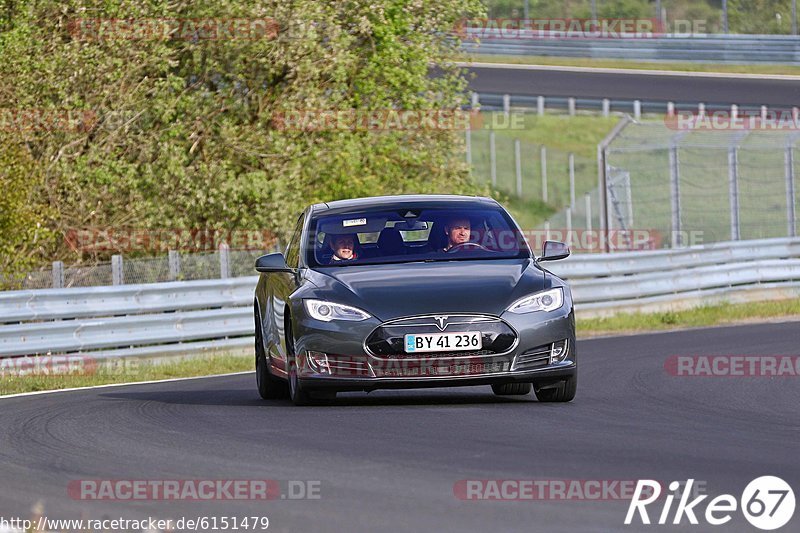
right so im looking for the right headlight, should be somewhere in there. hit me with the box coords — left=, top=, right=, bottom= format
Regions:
left=304, top=299, right=371, bottom=322
left=506, top=287, right=564, bottom=314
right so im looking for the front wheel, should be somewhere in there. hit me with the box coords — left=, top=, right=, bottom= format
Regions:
left=533, top=374, right=577, bottom=402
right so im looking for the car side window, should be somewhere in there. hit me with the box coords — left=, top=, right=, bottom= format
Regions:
left=285, top=214, right=305, bottom=268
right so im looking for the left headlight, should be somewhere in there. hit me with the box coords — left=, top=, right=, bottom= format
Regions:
left=304, top=299, right=371, bottom=322
left=506, top=287, right=564, bottom=314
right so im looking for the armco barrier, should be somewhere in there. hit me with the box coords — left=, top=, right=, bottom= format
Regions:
left=462, top=32, right=800, bottom=65
left=0, top=238, right=798, bottom=361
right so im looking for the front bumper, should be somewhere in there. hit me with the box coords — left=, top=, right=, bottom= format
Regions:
left=292, top=306, right=576, bottom=393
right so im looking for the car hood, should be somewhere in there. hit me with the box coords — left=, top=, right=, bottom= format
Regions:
left=307, top=259, right=546, bottom=321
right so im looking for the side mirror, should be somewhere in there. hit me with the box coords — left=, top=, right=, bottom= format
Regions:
left=539, top=240, right=570, bottom=261
left=255, top=253, right=293, bottom=273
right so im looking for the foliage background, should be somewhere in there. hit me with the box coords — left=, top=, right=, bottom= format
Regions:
left=0, top=0, right=485, bottom=277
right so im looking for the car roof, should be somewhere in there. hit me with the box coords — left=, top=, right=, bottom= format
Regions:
left=310, top=194, right=500, bottom=216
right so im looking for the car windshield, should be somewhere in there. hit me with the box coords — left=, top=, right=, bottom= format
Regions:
left=308, top=206, right=530, bottom=267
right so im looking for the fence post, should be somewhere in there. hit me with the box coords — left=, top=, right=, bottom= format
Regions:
left=585, top=193, right=592, bottom=232
left=503, top=94, right=511, bottom=115
left=728, top=145, right=740, bottom=241
left=537, top=96, right=545, bottom=116
left=52, top=261, right=64, bottom=289
left=544, top=220, right=551, bottom=241
left=566, top=207, right=572, bottom=240
left=489, top=131, right=497, bottom=187
left=786, top=142, right=797, bottom=237
left=602, top=98, right=610, bottom=117
left=568, top=152, right=576, bottom=209
left=219, top=243, right=230, bottom=279
left=465, top=127, right=472, bottom=167
left=540, top=145, right=548, bottom=203
left=669, top=143, right=682, bottom=248
left=633, top=100, right=641, bottom=120
left=112, top=255, right=123, bottom=285
left=568, top=97, right=576, bottom=116
left=514, top=139, right=522, bottom=197
left=168, top=250, right=181, bottom=281
left=471, top=92, right=479, bottom=109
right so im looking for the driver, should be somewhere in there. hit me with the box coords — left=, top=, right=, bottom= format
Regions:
left=443, top=217, right=471, bottom=251
left=329, top=233, right=358, bottom=262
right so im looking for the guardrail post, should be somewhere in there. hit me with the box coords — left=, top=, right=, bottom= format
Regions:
left=569, top=153, right=576, bottom=209
left=219, top=243, right=230, bottom=279
left=761, top=105, right=768, bottom=122
left=503, top=94, right=510, bottom=115
left=489, top=131, right=497, bottom=187
left=585, top=193, right=592, bottom=232
left=544, top=220, right=551, bottom=241
left=168, top=250, right=181, bottom=281
left=52, top=261, right=64, bottom=289
left=112, top=255, right=123, bottom=285
left=514, top=139, right=522, bottom=197
left=602, top=99, right=610, bottom=117
left=786, top=142, right=797, bottom=237
left=537, top=96, right=544, bottom=116
left=540, top=145, right=548, bottom=203
left=698, top=103, right=706, bottom=119
left=669, top=143, right=682, bottom=248
left=568, top=97, right=576, bottom=117
left=633, top=100, right=641, bottom=120
left=667, top=102, right=675, bottom=117
left=794, top=107, right=799, bottom=123
left=730, top=104, right=738, bottom=121
left=470, top=92, right=479, bottom=109
left=728, top=145, right=740, bottom=241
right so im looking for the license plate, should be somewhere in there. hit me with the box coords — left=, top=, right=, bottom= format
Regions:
left=404, top=332, right=482, bottom=353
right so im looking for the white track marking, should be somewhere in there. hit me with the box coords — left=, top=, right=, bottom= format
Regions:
left=0, top=371, right=254, bottom=400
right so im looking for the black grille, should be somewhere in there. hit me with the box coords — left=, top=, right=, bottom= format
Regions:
left=513, top=344, right=551, bottom=370
left=365, top=315, right=516, bottom=358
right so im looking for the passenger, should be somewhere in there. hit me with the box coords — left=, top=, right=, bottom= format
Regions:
left=329, top=233, right=358, bottom=262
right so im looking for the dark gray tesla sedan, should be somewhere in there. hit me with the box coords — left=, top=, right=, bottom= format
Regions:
left=254, top=194, right=576, bottom=405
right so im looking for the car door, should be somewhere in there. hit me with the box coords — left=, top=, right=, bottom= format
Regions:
left=267, top=212, right=306, bottom=372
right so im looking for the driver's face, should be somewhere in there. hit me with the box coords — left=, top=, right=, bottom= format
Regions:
left=446, top=219, right=471, bottom=247
left=331, top=235, right=355, bottom=259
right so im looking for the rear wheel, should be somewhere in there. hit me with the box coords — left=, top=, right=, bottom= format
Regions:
left=491, top=382, right=532, bottom=396
left=255, top=306, right=288, bottom=400
left=533, top=374, right=577, bottom=403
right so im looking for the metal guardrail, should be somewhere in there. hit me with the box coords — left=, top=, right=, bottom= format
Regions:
left=0, top=238, right=798, bottom=361
left=463, top=32, right=800, bottom=65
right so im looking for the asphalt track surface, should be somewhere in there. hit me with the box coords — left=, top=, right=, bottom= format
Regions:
left=1, top=321, right=798, bottom=533
left=465, top=64, right=800, bottom=107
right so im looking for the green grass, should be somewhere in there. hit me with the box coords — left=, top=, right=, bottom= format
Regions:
left=0, top=353, right=252, bottom=396
left=466, top=54, right=800, bottom=77
left=471, top=113, right=616, bottom=228
left=577, top=299, right=800, bottom=337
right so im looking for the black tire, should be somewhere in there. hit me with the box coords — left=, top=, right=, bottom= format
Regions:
left=533, top=374, right=577, bottom=403
left=491, top=382, right=532, bottom=396
left=255, top=305, right=288, bottom=400
left=285, top=320, right=315, bottom=406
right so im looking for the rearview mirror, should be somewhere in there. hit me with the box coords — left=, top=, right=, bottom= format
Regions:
left=255, top=253, right=293, bottom=273
left=539, top=240, right=570, bottom=261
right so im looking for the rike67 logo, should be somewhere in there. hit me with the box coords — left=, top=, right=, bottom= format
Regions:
left=626, top=477, right=795, bottom=530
